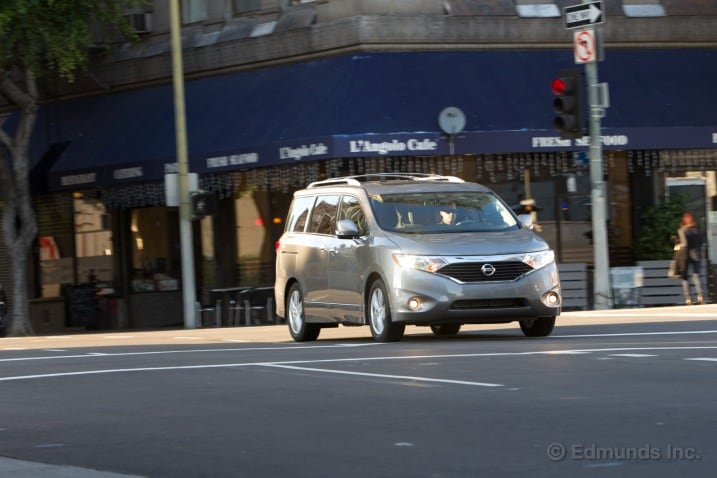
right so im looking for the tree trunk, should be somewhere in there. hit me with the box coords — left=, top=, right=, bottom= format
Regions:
left=2, top=199, right=35, bottom=337
left=0, top=68, right=39, bottom=336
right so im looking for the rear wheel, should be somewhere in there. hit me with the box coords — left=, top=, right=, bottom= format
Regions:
left=430, top=324, right=461, bottom=337
left=367, top=279, right=405, bottom=342
left=287, top=283, right=320, bottom=341
left=519, top=316, right=556, bottom=337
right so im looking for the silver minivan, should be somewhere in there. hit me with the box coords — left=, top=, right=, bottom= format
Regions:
left=275, top=173, right=561, bottom=342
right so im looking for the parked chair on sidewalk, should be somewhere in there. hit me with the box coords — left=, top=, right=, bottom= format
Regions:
left=229, top=287, right=276, bottom=326
left=195, top=300, right=221, bottom=327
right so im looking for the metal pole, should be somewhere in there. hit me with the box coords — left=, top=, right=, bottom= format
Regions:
left=169, top=0, right=198, bottom=328
left=584, top=45, right=611, bottom=309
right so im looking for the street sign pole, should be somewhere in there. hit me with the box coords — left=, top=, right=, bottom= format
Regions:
left=585, top=54, right=611, bottom=310
left=578, top=0, right=610, bottom=309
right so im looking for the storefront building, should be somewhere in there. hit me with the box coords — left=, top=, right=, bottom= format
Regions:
left=2, top=1, right=716, bottom=330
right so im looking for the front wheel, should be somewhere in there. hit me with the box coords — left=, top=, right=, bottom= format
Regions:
left=287, top=283, right=320, bottom=342
left=367, top=279, right=405, bottom=342
left=519, top=316, right=556, bottom=337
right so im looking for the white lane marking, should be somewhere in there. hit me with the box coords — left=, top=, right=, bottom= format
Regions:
left=553, top=330, right=717, bottom=338
left=262, top=364, right=503, bottom=387
left=0, top=363, right=257, bottom=382
left=685, top=358, right=717, bottom=362
left=609, top=354, right=658, bottom=358
left=0, top=343, right=383, bottom=363
left=0, top=328, right=713, bottom=364
left=2, top=346, right=717, bottom=383
left=567, top=310, right=717, bottom=318
left=543, top=351, right=591, bottom=355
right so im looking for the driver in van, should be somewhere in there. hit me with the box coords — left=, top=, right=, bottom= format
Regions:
left=438, top=207, right=455, bottom=225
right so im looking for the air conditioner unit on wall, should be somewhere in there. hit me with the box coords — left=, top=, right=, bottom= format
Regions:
left=125, top=12, right=152, bottom=34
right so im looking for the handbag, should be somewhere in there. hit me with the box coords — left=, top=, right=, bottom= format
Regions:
left=667, top=245, right=686, bottom=279
left=667, top=259, right=680, bottom=279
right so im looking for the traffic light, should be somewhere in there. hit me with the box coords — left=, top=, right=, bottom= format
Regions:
left=190, top=191, right=218, bottom=220
left=551, top=68, right=584, bottom=139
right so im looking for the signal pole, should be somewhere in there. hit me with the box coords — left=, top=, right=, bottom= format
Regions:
left=585, top=53, right=611, bottom=310
left=563, top=0, right=611, bottom=309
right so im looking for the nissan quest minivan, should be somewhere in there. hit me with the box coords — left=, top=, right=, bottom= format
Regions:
left=275, top=173, right=561, bottom=342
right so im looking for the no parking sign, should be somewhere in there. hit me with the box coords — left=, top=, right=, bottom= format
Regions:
left=574, top=29, right=596, bottom=64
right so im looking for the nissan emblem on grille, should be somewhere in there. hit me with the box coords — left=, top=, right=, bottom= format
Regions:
left=481, top=264, right=496, bottom=276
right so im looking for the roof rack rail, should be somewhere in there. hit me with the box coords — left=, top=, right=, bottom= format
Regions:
left=306, top=173, right=464, bottom=188
left=306, top=177, right=362, bottom=188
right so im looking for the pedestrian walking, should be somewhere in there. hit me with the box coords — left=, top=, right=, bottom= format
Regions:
left=676, top=211, right=705, bottom=305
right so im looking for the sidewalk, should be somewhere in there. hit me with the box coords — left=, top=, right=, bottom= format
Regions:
left=2, top=303, right=716, bottom=351
left=0, top=456, right=144, bottom=478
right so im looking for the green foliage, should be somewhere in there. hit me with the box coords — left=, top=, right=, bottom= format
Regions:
left=634, top=194, right=687, bottom=260
left=0, top=0, right=146, bottom=81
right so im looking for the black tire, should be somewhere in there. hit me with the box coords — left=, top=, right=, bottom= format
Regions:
left=519, top=316, right=556, bottom=337
left=286, top=283, right=320, bottom=342
left=430, top=324, right=461, bottom=337
left=367, top=279, right=405, bottom=342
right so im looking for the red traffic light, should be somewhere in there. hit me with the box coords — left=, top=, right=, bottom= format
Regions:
left=551, top=78, right=566, bottom=95
left=550, top=68, right=583, bottom=139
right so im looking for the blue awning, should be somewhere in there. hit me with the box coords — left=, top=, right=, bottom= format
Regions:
left=47, top=49, right=717, bottom=190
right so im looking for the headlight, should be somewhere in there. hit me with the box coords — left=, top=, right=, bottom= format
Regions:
left=522, top=250, right=555, bottom=270
left=392, top=254, right=447, bottom=273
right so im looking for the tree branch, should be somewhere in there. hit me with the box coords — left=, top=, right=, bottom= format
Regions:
left=0, top=72, right=33, bottom=111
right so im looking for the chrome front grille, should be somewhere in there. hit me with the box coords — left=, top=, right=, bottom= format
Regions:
left=437, top=261, right=533, bottom=282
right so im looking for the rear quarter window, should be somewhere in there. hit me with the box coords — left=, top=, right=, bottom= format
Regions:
left=286, top=196, right=315, bottom=233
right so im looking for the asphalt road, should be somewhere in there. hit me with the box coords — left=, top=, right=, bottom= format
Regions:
left=1, top=305, right=716, bottom=478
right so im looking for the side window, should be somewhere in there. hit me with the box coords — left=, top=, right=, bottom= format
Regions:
left=181, top=0, right=207, bottom=23
left=338, top=195, right=367, bottom=236
left=287, top=196, right=315, bottom=233
left=234, top=0, right=261, bottom=14
left=308, top=195, right=340, bottom=235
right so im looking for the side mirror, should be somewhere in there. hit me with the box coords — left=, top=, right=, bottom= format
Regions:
left=335, top=219, right=360, bottom=239
left=518, top=214, right=534, bottom=229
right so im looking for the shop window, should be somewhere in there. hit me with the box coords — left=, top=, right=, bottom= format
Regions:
left=74, top=198, right=114, bottom=289
left=131, top=207, right=180, bottom=292
left=622, top=0, right=666, bottom=17
left=514, top=0, right=560, bottom=18
left=37, top=195, right=75, bottom=298
left=235, top=189, right=291, bottom=286
left=181, top=0, right=207, bottom=23
left=234, top=0, right=262, bottom=13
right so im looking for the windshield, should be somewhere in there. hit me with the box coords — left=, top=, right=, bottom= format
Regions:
left=370, top=191, right=520, bottom=233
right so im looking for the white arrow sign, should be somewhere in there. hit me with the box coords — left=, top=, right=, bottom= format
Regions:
left=564, top=1, right=604, bottom=29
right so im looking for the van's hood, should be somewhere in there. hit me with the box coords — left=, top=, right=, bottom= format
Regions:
left=387, top=229, right=551, bottom=256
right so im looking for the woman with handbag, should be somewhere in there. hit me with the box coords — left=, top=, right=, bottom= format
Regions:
left=676, top=211, right=705, bottom=305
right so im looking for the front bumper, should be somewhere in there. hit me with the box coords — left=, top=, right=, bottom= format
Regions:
left=388, top=262, right=561, bottom=324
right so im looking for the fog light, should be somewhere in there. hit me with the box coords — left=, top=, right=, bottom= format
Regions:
left=407, top=297, right=423, bottom=311
left=543, top=291, right=561, bottom=307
